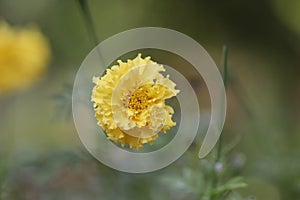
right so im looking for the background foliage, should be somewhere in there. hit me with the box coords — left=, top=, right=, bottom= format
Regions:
left=1, top=0, right=300, bottom=199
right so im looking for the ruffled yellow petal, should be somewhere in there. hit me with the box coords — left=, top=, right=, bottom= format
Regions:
left=91, top=53, right=179, bottom=149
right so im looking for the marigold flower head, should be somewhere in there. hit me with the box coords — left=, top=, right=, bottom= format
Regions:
left=91, top=54, right=180, bottom=149
left=0, top=21, right=50, bottom=93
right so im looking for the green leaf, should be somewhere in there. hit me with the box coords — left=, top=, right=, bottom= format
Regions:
left=210, top=177, right=248, bottom=196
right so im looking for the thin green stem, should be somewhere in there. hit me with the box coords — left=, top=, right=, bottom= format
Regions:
left=77, top=0, right=103, bottom=62
left=216, top=45, right=228, bottom=162
left=223, top=46, right=228, bottom=88
left=77, top=0, right=99, bottom=46
left=209, top=45, right=228, bottom=200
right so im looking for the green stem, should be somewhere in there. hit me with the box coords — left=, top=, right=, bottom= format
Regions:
left=216, top=45, right=228, bottom=162
left=77, top=0, right=103, bottom=62
left=77, top=0, right=99, bottom=46
left=209, top=45, right=228, bottom=200
left=222, top=46, right=228, bottom=88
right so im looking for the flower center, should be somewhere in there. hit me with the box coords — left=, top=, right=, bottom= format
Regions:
left=128, top=85, right=151, bottom=112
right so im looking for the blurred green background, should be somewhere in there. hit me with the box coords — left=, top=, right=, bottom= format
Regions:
left=0, top=0, right=300, bottom=199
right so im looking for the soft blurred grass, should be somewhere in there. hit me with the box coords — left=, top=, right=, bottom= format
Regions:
left=0, top=0, right=300, bottom=199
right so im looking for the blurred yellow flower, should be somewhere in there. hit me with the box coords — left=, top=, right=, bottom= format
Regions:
left=92, top=54, right=179, bottom=149
left=0, top=21, right=50, bottom=93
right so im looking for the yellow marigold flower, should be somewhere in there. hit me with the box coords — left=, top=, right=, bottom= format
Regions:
left=0, top=21, right=50, bottom=93
left=92, top=54, right=180, bottom=149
